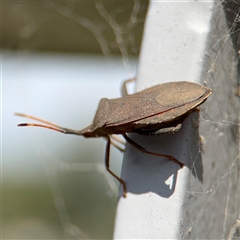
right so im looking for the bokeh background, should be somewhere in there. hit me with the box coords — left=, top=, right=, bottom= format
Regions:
left=2, top=1, right=148, bottom=239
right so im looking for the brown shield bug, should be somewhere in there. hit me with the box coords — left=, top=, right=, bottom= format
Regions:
left=16, top=80, right=212, bottom=197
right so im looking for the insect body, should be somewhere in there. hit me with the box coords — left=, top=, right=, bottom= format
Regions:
left=16, top=80, right=212, bottom=197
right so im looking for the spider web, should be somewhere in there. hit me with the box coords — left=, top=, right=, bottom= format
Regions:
left=37, top=2, right=145, bottom=239
left=2, top=1, right=147, bottom=239
left=179, top=2, right=240, bottom=239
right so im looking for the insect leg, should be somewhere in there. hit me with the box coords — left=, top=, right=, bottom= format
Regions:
left=105, top=136, right=127, bottom=197
left=123, top=133, right=184, bottom=168
left=137, top=123, right=182, bottom=136
left=111, top=135, right=125, bottom=145
left=153, top=124, right=182, bottom=135
left=121, top=78, right=136, bottom=97
left=110, top=140, right=124, bottom=152
left=110, top=135, right=125, bottom=152
left=110, top=138, right=125, bottom=153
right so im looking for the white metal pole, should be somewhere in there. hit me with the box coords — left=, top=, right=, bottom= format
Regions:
left=114, top=1, right=239, bottom=239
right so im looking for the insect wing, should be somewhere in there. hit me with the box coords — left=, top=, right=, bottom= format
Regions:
left=105, top=81, right=211, bottom=127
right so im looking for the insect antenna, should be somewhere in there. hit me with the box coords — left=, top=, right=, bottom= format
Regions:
left=15, top=113, right=82, bottom=135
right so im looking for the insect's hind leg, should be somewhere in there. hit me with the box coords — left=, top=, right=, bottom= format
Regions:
left=137, top=123, right=182, bottom=136
left=123, top=133, right=184, bottom=168
left=105, top=136, right=127, bottom=197
left=151, top=109, right=200, bottom=135
left=121, top=78, right=136, bottom=97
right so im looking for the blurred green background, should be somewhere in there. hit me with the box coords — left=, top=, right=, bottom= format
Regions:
left=2, top=1, right=148, bottom=55
left=2, top=1, right=148, bottom=239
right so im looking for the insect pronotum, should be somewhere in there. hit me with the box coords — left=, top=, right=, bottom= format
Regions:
left=16, top=80, right=212, bottom=197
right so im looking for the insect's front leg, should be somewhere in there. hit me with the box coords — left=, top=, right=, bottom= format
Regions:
left=121, top=78, right=136, bottom=97
left=110, top=135, right=125, bottom=152
left=104, top=136, right=127, bottom=197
